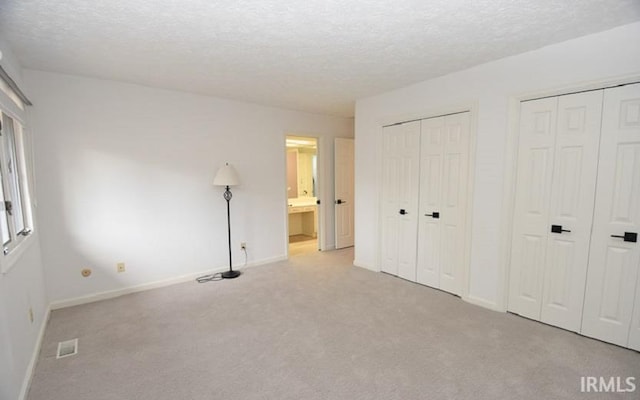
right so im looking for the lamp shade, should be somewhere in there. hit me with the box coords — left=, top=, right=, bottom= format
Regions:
left=213, top=163, right=240, bottom=186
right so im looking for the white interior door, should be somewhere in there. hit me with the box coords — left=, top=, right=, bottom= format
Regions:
left=539, top=90, right=603, bottom=332
left=380, top=122, right=420, bottom=279
left=416, top=112, right=470, bottom=296
left=582, top=83, right=640, bottom=349
left=335, top=138, right=354, bottom=249
left=416, top=116, right=444, bottom=288
left=508, top=97, right=558, bottom=320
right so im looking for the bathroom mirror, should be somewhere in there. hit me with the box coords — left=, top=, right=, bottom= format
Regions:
left=286, top=137, right=317, bottom=199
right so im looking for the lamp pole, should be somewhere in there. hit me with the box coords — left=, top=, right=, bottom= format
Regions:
left=221, top=185, right=240, bottom=279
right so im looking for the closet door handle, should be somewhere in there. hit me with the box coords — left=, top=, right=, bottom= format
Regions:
left=424, top=212, right=440, bottom=219
left=551, top=224, right=571, bottom=233
left=611, top=232, right=637, bottom=243
left=399, top=209, right=407, bottom=215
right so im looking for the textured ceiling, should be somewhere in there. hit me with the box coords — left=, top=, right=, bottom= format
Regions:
left=1, top=1, right=639, bottom=117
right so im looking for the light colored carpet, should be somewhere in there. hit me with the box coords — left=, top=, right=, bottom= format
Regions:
left=28, top=248, right=639, bottom=400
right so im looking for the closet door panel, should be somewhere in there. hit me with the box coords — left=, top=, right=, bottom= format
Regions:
left=508, top=98, right=558, bottom=319
left=381, top=131, right=400, bottom=275
left=381, top=122, right=421, bottom=278
left=582, top=83, right=640, bottom=347
left=397, top=216, right=418, bottom=280
left=397, top=133, right=421, bottom=281
left=583, top=241, right=638, bottom=346
left=417, top=117, right=444, bottom=287
left=440, top=225, right=457, bottom=280
left=439, top=112, right=470, bottom=296
left=416, top=112, right=470, bottom=295
left=380, top=214, right=399, bottom=275
left=540, top=90, right=603, bottom=332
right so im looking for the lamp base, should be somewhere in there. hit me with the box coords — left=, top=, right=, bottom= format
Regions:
left=221, top=269, right=241, bottom=279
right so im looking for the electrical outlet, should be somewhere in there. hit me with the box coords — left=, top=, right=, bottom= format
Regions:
left=117, top=262, right=126, bottom=273
left=240, top=242, right=246, bottom=250
left=28, top=307, right=34, bottom=323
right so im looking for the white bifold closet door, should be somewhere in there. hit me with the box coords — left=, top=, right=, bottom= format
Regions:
left=508, top=90, right=603, bottom=332
left=581, top=83, right=640, bottom=350
left=416, top=112, right=470, bottom=296
left=380, top=121, right=421, bottom=280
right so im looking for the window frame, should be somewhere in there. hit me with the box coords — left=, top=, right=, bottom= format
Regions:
left=0, top=107, right=36, bottom=273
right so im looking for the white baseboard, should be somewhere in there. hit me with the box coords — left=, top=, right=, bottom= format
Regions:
left=19, top=305, right=50, bottom=400
left=50, top=255, right=287, bottom=310
left=353, top=258, right=377, bottom=272
left=351, top=260, right=502, bottom=313
left=463, top=294, right=504, bottom=312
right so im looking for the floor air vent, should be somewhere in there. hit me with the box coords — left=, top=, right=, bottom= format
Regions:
left=56, top=339, right=78, bottom=359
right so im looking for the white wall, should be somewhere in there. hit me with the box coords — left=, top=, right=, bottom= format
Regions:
left=0, top=244, right=47, bottom=400
left=354, top=22, right=640, bottom=310
left=0, top=38, right=49, bottom=400
left=24, top=70, right=353, bottom=303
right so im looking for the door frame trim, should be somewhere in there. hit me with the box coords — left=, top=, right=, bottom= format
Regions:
left=499, top=73, right=640, bottom=312
left=376, top=102, right=479, bottom=304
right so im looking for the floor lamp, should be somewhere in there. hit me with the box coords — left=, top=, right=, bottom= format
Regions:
left=213, top=163, right=241, bottom=279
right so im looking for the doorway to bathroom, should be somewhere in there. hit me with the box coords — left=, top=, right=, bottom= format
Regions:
left=286, top=136, right=319, bottom=256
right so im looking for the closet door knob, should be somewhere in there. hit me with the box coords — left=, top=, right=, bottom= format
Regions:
left=611, top=232, right=637, bottom=243
left=424, top=212, right=440, bottom=219
left=551, top=224, right=571, bottom=233
left=399, top=209, right=407, bottom=215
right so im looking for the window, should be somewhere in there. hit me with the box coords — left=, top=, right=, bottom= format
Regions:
left=0, top=110, right=33, bottom=257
